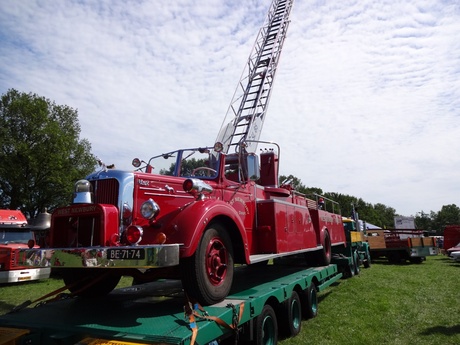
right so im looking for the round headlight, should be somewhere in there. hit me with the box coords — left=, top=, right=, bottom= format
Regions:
left=140, top=199, right=160, bottom=219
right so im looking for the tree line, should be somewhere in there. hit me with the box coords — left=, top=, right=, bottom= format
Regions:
left=278, top=181, right=460, bottom=236
left=1, top=89, right=458, bottom=235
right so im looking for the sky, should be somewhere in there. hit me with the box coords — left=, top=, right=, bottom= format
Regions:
left=1, top=0, right=459, bottom=218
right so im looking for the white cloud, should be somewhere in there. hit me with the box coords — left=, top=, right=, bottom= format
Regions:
left=1, top=0, right=459, bottom=217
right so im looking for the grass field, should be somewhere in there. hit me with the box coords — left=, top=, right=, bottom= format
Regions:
left=280, top=255, right=459, bottom=345
left=0, top=255, right=459, bottom=344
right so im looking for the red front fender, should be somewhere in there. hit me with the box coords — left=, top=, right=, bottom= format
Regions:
left=168, top=199, right=249, bottom=260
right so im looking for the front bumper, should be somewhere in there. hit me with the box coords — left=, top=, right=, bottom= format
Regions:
left=0, top=267, right=51, bottom=283
left=18, top=244, right=180, bottom=269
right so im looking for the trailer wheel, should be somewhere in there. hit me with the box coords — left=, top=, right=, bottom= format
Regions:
left=255, top=304, right=278, bottom=345
left=304, top=283, right=318, bottom=319
left=61, top=269, right=121, bottom=297
left=181, top=224, right=234, bottom=305
left=279, top=290, right=302, bottom=337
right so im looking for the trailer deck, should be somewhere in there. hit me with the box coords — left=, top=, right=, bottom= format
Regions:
left=0, top=263, right=341, bottom=345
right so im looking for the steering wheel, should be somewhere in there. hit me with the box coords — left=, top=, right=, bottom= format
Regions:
left=191, top=167, right=217, bottom=176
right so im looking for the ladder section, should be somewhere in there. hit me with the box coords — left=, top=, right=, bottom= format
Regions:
left=215, top=0, right=294, bottom=154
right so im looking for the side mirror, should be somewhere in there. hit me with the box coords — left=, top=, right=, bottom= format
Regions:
left=247, top=154, right=260, bottom=181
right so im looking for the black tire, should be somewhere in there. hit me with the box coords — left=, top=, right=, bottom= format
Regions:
left=344, top=262, right=355, bottom=279
left=304, top=283, right=318, bottom=319
left=181, top=224, right=234, bottom=305
left=353, top=251, right=360, bottom=276
left=308, top=231, right=331, bottom=267
left=363, top=251, right=371, bottom=268
left=387, top=252, right=402, bottom=264
left=409, top=257, right=424, bottom=264
left=279, top=290, right=302, bottom=337
left=255, top=304, right=278, bottom=345
left=61, top=269, right=121, bottom=298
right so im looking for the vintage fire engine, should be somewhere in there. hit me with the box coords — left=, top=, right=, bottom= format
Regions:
left=20, top=0, right=347, bottom=305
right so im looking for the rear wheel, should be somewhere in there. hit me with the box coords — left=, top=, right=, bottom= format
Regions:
left=315, top=231, right=331, bottom=266
left=409, top=257, right=424, bottom=264
left=387, top=252, right=402, bottom=264
left=254, top=304, right=278, bottom=345
left=181, top=224, right=234, bottom=305
left=61, top=269, right=121, bottom=297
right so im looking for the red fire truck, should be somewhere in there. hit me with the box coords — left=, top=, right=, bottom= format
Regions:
left=19, top=0, right=348, bottom=305
left=0, top=210, right=50, bottom=283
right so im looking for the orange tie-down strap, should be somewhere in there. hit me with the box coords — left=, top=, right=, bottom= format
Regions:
left=184, top=299, right=245, bottom=345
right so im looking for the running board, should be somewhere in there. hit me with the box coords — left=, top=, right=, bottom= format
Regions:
left=249, top=246, right=321, bottom=264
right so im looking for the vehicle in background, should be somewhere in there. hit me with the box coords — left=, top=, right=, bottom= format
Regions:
left=443, top=225, right=460, bottom=255
left=330, top=204, right=371, bottom=277
left=0, top=210, right=51, bottom=283
left=446, top=242, right=460, bottom=257
left=449, top=250, right=460, bottom=262
left=366, top=229, right=437, bottom=264
left=340, top=217, right=371, bottom=271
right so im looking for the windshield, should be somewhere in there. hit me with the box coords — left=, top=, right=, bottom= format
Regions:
left=0, top=229, right=34, bottom=244
left=146, top=148, right=219, bottom=179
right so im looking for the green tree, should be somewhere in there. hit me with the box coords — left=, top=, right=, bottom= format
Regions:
left=415, top=211, right=435, bottom=231
left=160, top=158, right=208, bottom=176
left=0, top=89, right=96, bottom=217
left=278, top=174, right=397, bottom=228
left=433, top=204, right=460, bottom=232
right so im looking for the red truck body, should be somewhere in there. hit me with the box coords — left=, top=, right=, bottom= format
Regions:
left=0, top=210, right=50, bottom=283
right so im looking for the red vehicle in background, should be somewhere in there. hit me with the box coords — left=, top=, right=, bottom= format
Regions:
left=0, top=210, right=50, bottom=284
left=19, top=0, right=348, bottom=305
left=443, top=225, right=460, bottom=256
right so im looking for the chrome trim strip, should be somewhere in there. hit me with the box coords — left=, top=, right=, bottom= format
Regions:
left=19, top=244, right=180, bottom=269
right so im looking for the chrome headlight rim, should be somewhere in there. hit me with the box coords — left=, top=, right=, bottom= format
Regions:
left=140, top=198, right=160, bottom=219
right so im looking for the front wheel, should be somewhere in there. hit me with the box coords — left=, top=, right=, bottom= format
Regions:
left=181, top=224, right=234, bottom=305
